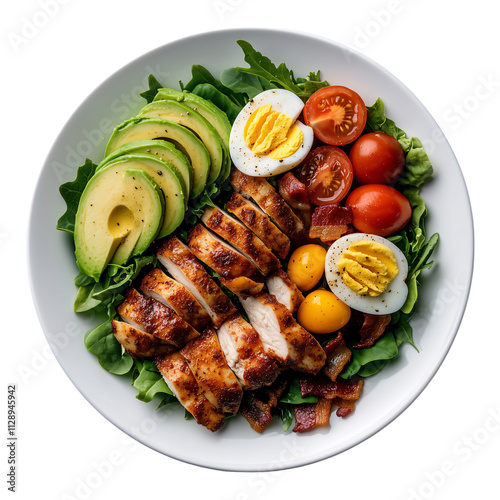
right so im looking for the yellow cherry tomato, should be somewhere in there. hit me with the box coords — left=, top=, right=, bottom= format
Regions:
left=287, top=244, right=327, bottom=291
left=297, top=289, right=351, bottom=334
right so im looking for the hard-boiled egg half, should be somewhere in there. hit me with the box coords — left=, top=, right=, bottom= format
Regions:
left=230, top=89, right=314, bottom=177
left=325, top=232, right=408, bottom=315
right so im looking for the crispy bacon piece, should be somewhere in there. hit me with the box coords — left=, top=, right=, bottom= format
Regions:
left=333, top=398, right=356, bottom=418
left=180, top=327, right=243, bottom=414
left=117, top=288, right=199, bottom=347
left=277, top=172, right=311, bottom=211
left=323, top=333, right=352, bottom=383
left=354, top=313, right=392, bottom=349
left=309, top=204, right=353, bottom=243
left=225, top=192, right=291, bottom=260
left=293, top=397, right=333, bottom=433
left=240, top=377, right=289, bottom=433
left=299, top=375, right=364, bottom=401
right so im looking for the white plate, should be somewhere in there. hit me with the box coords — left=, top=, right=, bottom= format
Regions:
left=28, top=28, right=473, bottom=472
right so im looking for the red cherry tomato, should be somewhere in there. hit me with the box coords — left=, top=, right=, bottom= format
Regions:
left=296, top=146, right=353, bottom=205
left=346, top=184, right=412, bottom=236
left=303, top=86, right=367, bottom=146
left=349, top=132, right=405, bottom=185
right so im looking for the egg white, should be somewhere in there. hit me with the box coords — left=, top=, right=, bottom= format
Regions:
left=229, top=89, right=314, bottom=177
left=325, top=232, right=409, bottom=315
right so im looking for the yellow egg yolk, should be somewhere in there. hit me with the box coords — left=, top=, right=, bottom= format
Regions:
left=244, top=104, right=303, bottom=159
left=297, top=289, right=351, bottom=334
left=337, top=240, right=399, bottom=297
left=287, top=244, right=327, bottom=292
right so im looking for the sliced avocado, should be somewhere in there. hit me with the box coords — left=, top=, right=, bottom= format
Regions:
left=154, top=88, right=232, bottom=182
left=98, top=139, right=192, bottom=206
left=105, top=117, right=209, bottom=198
left=75, top=168, right=164, bottom=280
left=98, top=153, right=185, bottom=239
left=138, top=100, right=224, bottom=184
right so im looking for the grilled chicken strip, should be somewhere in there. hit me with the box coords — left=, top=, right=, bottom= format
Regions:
left=239, top=292, right=326, bottom=374
left=187, top=223, right=263, bottom=283
left=225, top=192, right=290, bottom=260
left=180, top=328, right=243, bottom=414
left=218, top=314, right=280, bottom=391
left=230, top=169, right=308, bottom=245
left=140, top=267, right=211, bottom=331
left=266, top=269, right=304, bottom=313
left=157, top=236, right=237, bottom=328
left=202, top=206, right=280, bottom=276
left=111, top=320, right=176, bottom=358
left=219, top=276, right=264, bottom=296
left=155, top=352, right=225, bottom=432
left=117, top=288, right=199, bottom=347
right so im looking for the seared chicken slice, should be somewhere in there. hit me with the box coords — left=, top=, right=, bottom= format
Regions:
left=226, top=192, right=290, bottom=260
left=187, top=223, right=263, bottom=283
left=219, top=276, right=264, bottom=296
left=117, top=288, right=199, bottom=347
left=230, top=169, right=308, bottom=244
left=111, top=320, right=176, bottom=358
left=180, top=328, right=243, bottom=414
left=157, top=236, right=237, bottom=328
left=218, top=314, right=280, bottom=390
left=155, top=352, right=225, bottom=432
left=239, top=293, right=326, bottom=374
left=202, top=206, right=280, bottom=275
left=140, top=267, right=211, bottom=331
left=266, top=269, right=304, bottom=313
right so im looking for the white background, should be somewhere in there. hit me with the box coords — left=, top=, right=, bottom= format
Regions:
left=2, top=0, right=498, bottom=498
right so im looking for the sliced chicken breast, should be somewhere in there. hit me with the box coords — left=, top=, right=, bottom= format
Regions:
left=155, top=352, right=225, bottom=432
left=230, top=169, right=308, bottom=245
left=117, top=288, right=199, bottom=347
left=266, top=269, right=305, bottom=313
left=239, top=292, right=326, bottom=374
left=187, top=223, right=263, bottom=283
left=140, top=267, right=211, bottom=331
left=219, top=276, right=264, bottom=296
left=218, top=314, right=280, bottom=390
left=202, top=206, right=280, bottom=275
left=156, top=236, right=237, bottom=328
left=225, top=192, right=290, bottom=260
left=180, top=328, right=243, bottom=414
left=111, top=320, right=176, bottom=358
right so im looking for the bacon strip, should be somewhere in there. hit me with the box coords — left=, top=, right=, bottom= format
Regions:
left=309, top=204, right=353, bottom=243
left=293, top=397, right=333, bottom=433
left=323, top=333, right=352, bottom=383
left=299, top=375, right=363, bottom=401
left=354, top=313, right=392, bottom=349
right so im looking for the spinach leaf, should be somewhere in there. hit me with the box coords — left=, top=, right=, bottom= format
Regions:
left=132, top=360, right=173, bottom=403
left=140, top=74, right=164, bottom=104
left=56, top=159, right=97, bottom=233
left=220, top=67, right=276, bottom=99
left=191, top=83, right=243, bottom=123
left=84, top=320, right=133, bottom=375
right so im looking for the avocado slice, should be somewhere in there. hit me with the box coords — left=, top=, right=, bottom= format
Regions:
left=105, top=117, right=209, bottom=198
left=98, top=140, right=192, bottom=206
left=154, top=88, right=232, bottom=181
left=98, top=153, right=185, bottom=239
left=75, top=168, right=164, bottom=280
left=138, top=100, right=224, bottom=185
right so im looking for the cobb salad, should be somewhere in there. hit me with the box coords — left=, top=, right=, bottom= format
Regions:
left=56, top=39, right=438, bottom=433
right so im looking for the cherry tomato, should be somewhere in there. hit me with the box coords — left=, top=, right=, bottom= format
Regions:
left=303, top=86, right=367, bottom=146
left=349, top=132, right=405, bottom=185
left=296, top=146, right=353, bottom=205
left=346, top=184, right=411, bottom=237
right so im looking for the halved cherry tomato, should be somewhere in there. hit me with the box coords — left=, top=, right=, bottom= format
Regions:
left=346, top=184, right=411, bottom=236
left=303, top=86, right=367, bottom=146
left=349, top=132, right=405, bottom=185
left=296, top=146, right=353, bottom=206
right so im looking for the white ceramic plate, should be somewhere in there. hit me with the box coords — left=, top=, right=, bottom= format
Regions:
left=28, top=28, right=473, bottom=472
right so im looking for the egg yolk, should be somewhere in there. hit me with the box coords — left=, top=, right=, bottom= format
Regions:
left=337, top=240, right=399, bottom=296
left=297, top=289, right=351, bottom=334
left=244, top=104, right=303, bottom=159
left=287, top=244, right=327, bottom=291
